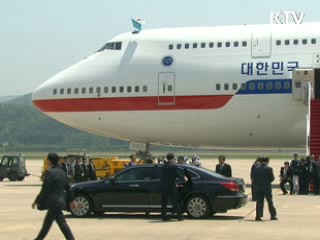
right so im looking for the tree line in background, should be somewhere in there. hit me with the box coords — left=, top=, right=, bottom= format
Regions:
left=0, top=95, right=128, bottom=152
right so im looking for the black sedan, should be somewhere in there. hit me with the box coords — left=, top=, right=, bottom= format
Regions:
left=68, top=164, right=248, bottom=218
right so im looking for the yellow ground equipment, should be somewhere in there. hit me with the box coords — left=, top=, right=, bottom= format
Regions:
left=92, top=157, right=131, bottom=179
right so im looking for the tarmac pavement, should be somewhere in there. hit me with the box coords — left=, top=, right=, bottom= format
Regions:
left=0, top=158, right=319, bottom=240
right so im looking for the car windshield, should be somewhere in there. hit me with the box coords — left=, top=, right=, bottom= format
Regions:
left=97, top=42, right=122, bottom=52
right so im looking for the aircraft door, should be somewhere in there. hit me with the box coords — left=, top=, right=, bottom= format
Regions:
left=251, top=31, right=271, bottom=58
left=315, top=69, right=320, bottom=100
left=292, top=69, right=314, bottom=102
left=158, top=72, right=175, bottom=106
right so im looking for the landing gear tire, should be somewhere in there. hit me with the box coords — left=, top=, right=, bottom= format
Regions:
left=185, top=195, right=211, bottom=219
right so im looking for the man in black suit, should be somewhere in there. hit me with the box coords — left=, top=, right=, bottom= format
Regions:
left=74, top=158, right=85, bottom=183
left=215, top=155, right=232, bottom=177
left=280, top=161, right=293, bottom=195
left=252, top=157, right=277, bottom=221
left=32, top=153, right=75, bottom=240
left=161, top=153, right=187, bottom=221
left=88, top=158, right=97, bottom=180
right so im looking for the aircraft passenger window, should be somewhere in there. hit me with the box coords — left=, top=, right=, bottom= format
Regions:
left=112, top=87, right=116, bottom=93
left=193, top=43, right=197, bottom=48
left=119, top=86, right=124, bottom=93
left=285, top=40, right=290, bottom=45
left=312, top=39, right=317, bottom=44
left=82, top=88, right=86, bottom=94
left=242, top=41, right=247, bottom=47
left=258, top=82, right=264, bottom=91
left=266, top=82, right=273, bottom=90
left=275, top=82, right=281, bottom=90
left=60, top=88, right=64, bottom=95
left=232, top=83, right=238, bottom=90
left=293, top=39, right=299, bottom=45
left=127, top=86, right=132, bottom=93
left=216, top=84, right=221, bottom=91
left=96, top=87, right=101, bottom=94
left=284, top=82, right=291, bottom=90
left=169, top=44, right=173, bottom=50
left=276, top=40, right=281, bottom=46
left=295, top=82, right=301, bottom=88
left=67, top=88, right=71, bottom=94
left=168, top=85, right=173, bottom=92
left=217, top=42, right=222, bottom=48
left=249, top=83, right=255, bottom=91
left=177, top=44, right=182, bottom=49
left=209, top=42, right=214, bottom=48
left=225, top=42, right=230, bottom=47
left=302, top=39, right=307, bottom=45
left=185, top=43, right=189, bottom=49
left=241, top=83, right=246, bottom=91
left=224, top=83, right=229, bottom=90
left=89, top=87, right=94, bottom=94
left=234, top=42, right=239, bottom=47
left=53, top=89, right=57, bottom=95
left=201, top=43, right=206, bottom=48
left=74, top=88, right=79, bottom=94
left=135, top=86, right=140, bottom=92
left=104, top=87, right=108, bottom=93
left=143, top=86, right=148, bottom=92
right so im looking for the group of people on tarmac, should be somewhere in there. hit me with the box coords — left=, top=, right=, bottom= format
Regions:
left=58, top=156, right=97, bottom=183
left=279, top=153, right=320, bottom=195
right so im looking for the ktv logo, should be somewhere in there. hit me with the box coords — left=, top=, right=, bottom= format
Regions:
left=270, top=11, right=305, bottom=24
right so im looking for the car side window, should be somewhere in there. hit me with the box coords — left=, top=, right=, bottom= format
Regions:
left=152, top=166, right=162, bottom=180
left=0, top=157, right=9, bottom=166
left=11, top=157, right=19, bottom=166
left=115, top=168, right=153, bottom=182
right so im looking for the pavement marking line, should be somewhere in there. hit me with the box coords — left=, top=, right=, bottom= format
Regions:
left=240, top=188, right=282, bottom=222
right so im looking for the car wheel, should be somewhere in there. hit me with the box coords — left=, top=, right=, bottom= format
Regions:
left=8, top=172, right=18, bottom=181
left=71, top=195, right=93, bottom=217
left=17, top=176, right=25, bottom=181
left=186, top=195, right=211, bottom=218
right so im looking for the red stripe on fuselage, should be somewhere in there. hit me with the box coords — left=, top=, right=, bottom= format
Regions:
left=32, top=95, right=233, bottom=112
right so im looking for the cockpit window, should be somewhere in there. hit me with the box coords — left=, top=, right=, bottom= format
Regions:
left=97, top=42, right=122, bottom=52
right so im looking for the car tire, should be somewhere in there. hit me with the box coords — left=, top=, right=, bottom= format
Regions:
left=8, top=172, right=18, bottom=181
left=17, top=176, right=25, bottom=181
left=185, top=195, right=211, bottom=219
left=70, top=195, right=93, bottom=218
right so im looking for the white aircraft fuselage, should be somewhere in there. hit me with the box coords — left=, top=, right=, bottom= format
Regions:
left=32, top=23, right=320, bottom=148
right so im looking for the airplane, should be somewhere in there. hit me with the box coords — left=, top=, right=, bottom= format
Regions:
left=31, top=22, right=320, bottom=151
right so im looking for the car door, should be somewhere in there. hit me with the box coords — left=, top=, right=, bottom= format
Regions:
left=149, top=165, right=163, bottom=209
left=0, top=156, right=11, bottom=178
left=95, top=167, right=153, bottom=210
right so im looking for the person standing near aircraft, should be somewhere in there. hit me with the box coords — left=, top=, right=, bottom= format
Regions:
left=32, top=153, right=75, bottom=240
left=279, top=161, right=293, bottom=195
left=252, top=157, right=277, bottom=221
left=161, top=153, right=187, bottom=221
left=290, top=153, right=301, bottom=194
left=215, top=155, right=232, bottom=177
left=88, top=158, right=97, bottom=180
left=250, top=158, right=260, bottom=201
left=126, top=154, right=136, bottom=167
left=74, top=158, right=84, bottom=183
